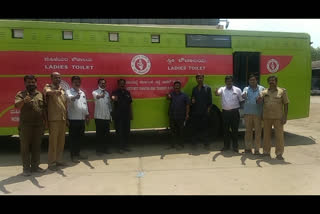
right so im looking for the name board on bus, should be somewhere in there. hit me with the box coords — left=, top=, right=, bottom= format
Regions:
left=0, top=51, right=233, bottom=75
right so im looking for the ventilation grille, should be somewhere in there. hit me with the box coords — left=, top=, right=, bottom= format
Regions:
left=89, top=33, right=96, bottom=41
left=45, top=33, right=53, bottom=40
left=0, top=31, right=7, bottom=39
left=31, top=32, right=38, bottom=40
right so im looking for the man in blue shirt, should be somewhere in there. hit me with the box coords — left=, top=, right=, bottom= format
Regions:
left=242, top=74, right=265, bottom=155
left=167, top=81, right=190, bottom=149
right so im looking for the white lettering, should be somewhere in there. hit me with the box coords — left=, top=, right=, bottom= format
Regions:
left=11, top=117, right=19, bottom=122
left=71, top=57, right=93, bottom=62
left=10, top=109, right=20, bottom=114
left=161, top=80, right=171, bottom=84
left=44, top=57, right=68, bottom=62
left=139, top=80, right=154, bottom=84
left=178, top=58, right=206, bottom=63
left=71, top=65, right=94, bottom=70
left=168, top=66, right=186, bottom=70
left=44, top=64, right=68, bottom=69
left=188, top=66, right=206, bottom=70
left=126, top=80, right=138, bottom=86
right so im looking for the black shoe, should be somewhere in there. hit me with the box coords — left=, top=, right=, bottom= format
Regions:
left=79, top=154, right=88, bottom=160
left=276, top=155, right=284, bottom=160
left=262, top=153, right=271, bottom=158
left=31, top=166, right=46, bottom=173
left=233, top=148, right=239, bottom=153
left=56, top=162, right=68, bottom=167
left=103, top=150, right=112, bottom=154
left=22, top=169, right=31, bottom=176
left=71, top=156, right=80, bottom=163
left=176, top=144, right=184, bottom=150
left=244, top=149, right=252, bottom=154
left=167, top=144, right=175, bottom=150
left=123, top=148, right=132, bottom=152
left=221, top=147, right=230, bottom=151
left=96, top=152, right=104, bottom=156
left=48, top=165, right=59, bottom=171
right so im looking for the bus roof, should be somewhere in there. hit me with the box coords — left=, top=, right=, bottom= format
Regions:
left=0, top=19, right=310, bottom=40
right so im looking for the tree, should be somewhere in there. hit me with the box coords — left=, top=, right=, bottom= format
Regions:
left=311, top=46, right=320, bottom=61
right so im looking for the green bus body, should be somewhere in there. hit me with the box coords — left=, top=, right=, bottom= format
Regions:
left=0, top=20, right=311, bottom=135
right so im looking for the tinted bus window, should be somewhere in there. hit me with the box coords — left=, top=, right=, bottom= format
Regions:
left=186, top=34, right=231, bottom=48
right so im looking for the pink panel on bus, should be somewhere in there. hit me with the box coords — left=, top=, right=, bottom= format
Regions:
left=0, top=51, right=233, bottom=76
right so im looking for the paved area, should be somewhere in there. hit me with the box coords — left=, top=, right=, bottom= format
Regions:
left=0, top=96, right=320, bottom=195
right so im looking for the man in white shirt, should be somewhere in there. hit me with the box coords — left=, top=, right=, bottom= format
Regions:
left=66, top=76, right=90, bottom=163
left=92, top=78, right=112, bottom=155
left=215, top=75, right=244, bottom=153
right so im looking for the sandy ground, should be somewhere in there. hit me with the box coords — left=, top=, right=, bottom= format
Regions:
left=0, top=96, right=320, bottom=195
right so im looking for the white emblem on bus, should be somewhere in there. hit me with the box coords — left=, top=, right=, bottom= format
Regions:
left=131, top=55, right=151, bottom=75
left=267, top=59, right=280, bottom=73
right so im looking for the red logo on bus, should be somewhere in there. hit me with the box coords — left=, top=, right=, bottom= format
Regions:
left=131, top=55, right=151, bottom=75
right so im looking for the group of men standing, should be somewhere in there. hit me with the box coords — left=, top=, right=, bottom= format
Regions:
left=167, top=74, right=289, bottom=160
left=15, top=71, right=289, bottom=177
left=15, top=72, right=132, bottom=176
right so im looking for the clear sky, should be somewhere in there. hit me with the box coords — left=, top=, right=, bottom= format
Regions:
left=225, top=19, right=320, bottom=48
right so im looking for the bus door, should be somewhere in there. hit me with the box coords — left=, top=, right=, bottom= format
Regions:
left=233, top=52, right=260, bottom=129
left=233, top=52, right=260, bottom=90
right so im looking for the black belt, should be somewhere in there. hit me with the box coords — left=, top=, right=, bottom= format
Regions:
left=222, top=108, right=239, bottom=112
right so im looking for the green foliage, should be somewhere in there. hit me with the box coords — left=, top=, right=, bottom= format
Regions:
left=311, top=46, right=320, bottom=61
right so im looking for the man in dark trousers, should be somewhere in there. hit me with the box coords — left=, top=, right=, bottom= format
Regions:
left=111, top=79, right=133, bottom=154
left=167, top=81, right=190, bottom=150
left=215, top=75, right=244, bottom=153
left=92, top=78, right=112, bottom=155
left=66, top=76, right=90, bottom=163
left=15, top=75, right=46, bottom=176
left=190, top=74, right=212, bottom=149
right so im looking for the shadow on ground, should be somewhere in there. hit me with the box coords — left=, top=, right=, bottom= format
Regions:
left=0, top=130, right=315, bottom=194
left=0, top=130, right=315, bottom=168
left=0, top=168, right=67, bottom=194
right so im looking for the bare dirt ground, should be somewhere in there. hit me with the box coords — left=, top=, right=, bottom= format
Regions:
left=0, top=96, right=320, bottom=195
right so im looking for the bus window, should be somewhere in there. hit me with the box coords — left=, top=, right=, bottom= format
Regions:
left=12, top=29, right=24, bottom=39
left=151, top=35, right=160, bottom=43
left=63, top=31, right=73, bottom=40
left=186, top=34, right=231, bottom=48
left=109, top=32, right=119, bottom=42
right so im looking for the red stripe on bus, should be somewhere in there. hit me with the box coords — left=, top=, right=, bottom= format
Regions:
left=0, top=51, right=292, bottom=76
left=0, top=51, right=233, bottom=76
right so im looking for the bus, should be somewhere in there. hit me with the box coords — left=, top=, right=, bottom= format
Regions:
left=0, top=20, right=311, bottom=135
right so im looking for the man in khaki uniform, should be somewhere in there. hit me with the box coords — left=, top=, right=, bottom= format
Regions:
left=43, top=72, right=68, bottom=171
left=258, top=76, right=289, bottom=160
left=15, top=75, right=46, bottom=176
